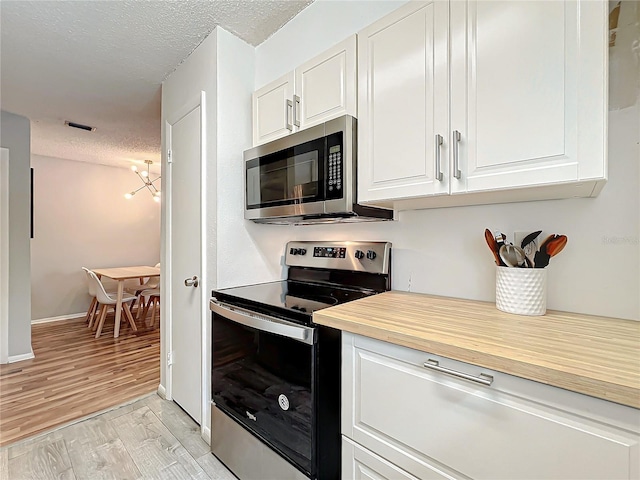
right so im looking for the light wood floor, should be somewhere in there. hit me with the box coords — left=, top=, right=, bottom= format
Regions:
left=0, top=393, right=236, bottom=480
left=0, top=312, right=160, bottom=447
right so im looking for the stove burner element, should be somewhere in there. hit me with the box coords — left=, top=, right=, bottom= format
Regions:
left=285, top=294, right=338, bottom=314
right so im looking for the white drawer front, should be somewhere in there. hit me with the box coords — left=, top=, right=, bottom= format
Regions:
left=351, top=348, right=637, bottom=480
left=343, top=437, right=426, bottom=480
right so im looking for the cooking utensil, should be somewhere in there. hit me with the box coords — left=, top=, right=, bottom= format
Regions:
left=547, top=234, right=568, bottom=257
left=534, top=234, right=568, bottom=268
left=520, top=230, right=542, bottom=267
left=485, top=228, right=503, bottom=266
left=520, top=230, right=542, bottom=249
left=499, top=244, right=527, bottom=267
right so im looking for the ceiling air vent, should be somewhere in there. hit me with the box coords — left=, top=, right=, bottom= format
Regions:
left=64, top=120, right=96, bottom=132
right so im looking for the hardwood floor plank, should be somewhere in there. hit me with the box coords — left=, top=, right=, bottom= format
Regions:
left=0, top=317, right=160, bottom=447
left=63, top=417, right=141, bottom=480
left=143, top=395, right=210, bottom=459
left=1, top=394, right=235, bottom=480
left=112, top=406, right=209, bottom=480
left=0, top=447, right=7, bottom=479
left=8, top=439, right=76, bottom=480
left=196, top=453, right=238, bottom=480
left=6, top=431, right=65, bottom=460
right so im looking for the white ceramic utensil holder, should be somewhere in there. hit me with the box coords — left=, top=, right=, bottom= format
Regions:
left=495, top=266, right=547, bottom=316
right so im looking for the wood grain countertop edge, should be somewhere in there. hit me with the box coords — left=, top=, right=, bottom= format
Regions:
left=313, top=292, right=640, bottom=409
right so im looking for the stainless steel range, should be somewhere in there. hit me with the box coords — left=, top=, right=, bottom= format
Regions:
left=209, top=241, right=391, bottom=480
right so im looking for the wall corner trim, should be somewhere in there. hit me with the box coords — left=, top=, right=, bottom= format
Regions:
left=8, top=349, right=35, bottom=363
left=202, top=424, right=211, bottom=446
left=157, top=383, right=167, bottom=400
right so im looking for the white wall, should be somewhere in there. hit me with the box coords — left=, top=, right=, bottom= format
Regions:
left=30, top=154, right=160, bottom=320
left=245, top=0, right=639, bottom=321
left=162, top=26, right=259, bottom=434
left=161, top=28, right=218, bottom=399
left=0, top=110, right=32, bottom=360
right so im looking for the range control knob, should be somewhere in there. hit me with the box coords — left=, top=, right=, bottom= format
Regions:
left=366, top=250, right=377, bottom=260
left=354, top=250, right=365, bottom=260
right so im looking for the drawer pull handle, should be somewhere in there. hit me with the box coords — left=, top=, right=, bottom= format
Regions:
left=423, top=359, right=493, bottom=386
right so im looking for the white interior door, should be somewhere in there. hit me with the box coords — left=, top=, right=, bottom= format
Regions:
left=0, top=148, right=9, bottom=364
left=168, top=106, right=202, bottom=423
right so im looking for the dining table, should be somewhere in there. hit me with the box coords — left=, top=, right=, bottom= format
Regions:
left=91, top=265, right=161, bottom=338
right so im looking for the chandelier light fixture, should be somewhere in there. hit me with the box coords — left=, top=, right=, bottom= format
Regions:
left=125, top=160, right=161, bottom=202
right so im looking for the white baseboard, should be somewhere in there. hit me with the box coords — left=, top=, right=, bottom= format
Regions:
left=8, top=348, right=34, bottom=363
left=31, top=312, right=86, bottom=325
left=202, top=425, right=211, bottom=446
left=157, top=383, right=167, bottom=399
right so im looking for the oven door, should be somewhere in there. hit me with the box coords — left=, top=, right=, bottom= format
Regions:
left=211, top=300, right=316, bottom=476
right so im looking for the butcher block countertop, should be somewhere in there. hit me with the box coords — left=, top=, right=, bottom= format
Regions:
left=313, top=291, right=640, bottom=409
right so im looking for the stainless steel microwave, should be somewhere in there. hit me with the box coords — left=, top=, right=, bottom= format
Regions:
left=244, top=115, right=393, bottom=225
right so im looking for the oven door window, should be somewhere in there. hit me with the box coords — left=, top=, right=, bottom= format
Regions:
left=246, top=137, right=325, bottom=209
left=212, top=313, right=314, bottom=475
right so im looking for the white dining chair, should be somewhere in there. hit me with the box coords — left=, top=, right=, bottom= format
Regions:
left=126, top=262, right=160, bottom=314
left=136, top=287, right=160, bottom=327
left=87, top=270, right=138, bottom=338
left=81, top=267, right=117, bottom=329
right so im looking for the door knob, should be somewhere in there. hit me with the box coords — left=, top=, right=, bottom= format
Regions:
left=184, top=276, right=199, bottom=288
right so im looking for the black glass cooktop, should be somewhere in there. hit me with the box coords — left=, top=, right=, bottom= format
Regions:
left=212, top=280, right=373, bottom=325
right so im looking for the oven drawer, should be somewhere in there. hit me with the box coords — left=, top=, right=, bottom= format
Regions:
left=342, top=333, right=639, bottom=480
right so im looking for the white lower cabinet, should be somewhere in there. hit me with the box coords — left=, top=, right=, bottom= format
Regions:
left=342, top=437, right=422, bottom=480
left=341, top=333, right=640, bottom=480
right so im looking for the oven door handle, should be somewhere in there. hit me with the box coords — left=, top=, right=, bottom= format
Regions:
left=210, top=300, right=315, bottom=345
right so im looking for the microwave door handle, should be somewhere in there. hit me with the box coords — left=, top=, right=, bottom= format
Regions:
left=210, top=300, right=314, bottom=345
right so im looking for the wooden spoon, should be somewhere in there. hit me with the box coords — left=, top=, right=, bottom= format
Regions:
left=484, top=228, right=503, bottom=266
left=547, top=234, right=568, bottom=257
left=534, top=234, right=568, bottom=268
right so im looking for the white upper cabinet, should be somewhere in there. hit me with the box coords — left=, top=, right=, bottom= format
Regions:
left=253, top=72, right=295, bottom=146
left=357, top=0, right=607, bottom=209
left=358, top=1, right=449, bottom=203
left=252, top=35, right=357, bottom=146
left=450, top=0, right=606, bottom=194
left=295, top=35, right=356, bottom=131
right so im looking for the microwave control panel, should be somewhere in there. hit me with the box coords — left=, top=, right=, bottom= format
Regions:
left=326, top=132, right=343, bottom=200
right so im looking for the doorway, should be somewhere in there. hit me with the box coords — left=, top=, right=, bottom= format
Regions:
left=164, top=92, right=206, bottom=424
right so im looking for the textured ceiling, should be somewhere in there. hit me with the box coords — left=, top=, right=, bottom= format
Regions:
left=0, top=0, right=312, bottom=171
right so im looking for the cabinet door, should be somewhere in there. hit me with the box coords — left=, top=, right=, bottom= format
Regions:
left=344, top=334, right=638, bottom=480
left=450, top=0, right=607, bottom=193
left=357, top=1, right=449, bottom=203
left=342, top=437, right=425, bottom=480
left=252, top=72, right=295, bottom=146
left=295, top=35, right=356, bottom=130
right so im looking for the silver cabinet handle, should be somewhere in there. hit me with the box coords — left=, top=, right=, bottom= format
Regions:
left=293, top=95, right=301, bottom=128
left=184, top=276, right=199, bottom=288
left=286, top=99, right=293, bottom=131
left=423, top=359, right=493, bottom=386
left=434, top=134, right=444, bottom=182
left=452, top=130, right=461, bottom=179
left=210, top=300, right=314, bottom=345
